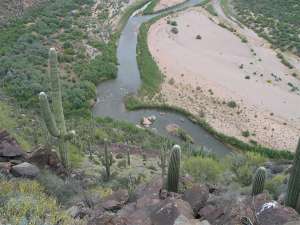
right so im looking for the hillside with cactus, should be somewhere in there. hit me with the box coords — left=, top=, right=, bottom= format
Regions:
left=1, top=0, right=300, bottom=224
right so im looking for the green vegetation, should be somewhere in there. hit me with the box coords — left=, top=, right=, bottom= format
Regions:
left=205, top=3, right=218, bottom=16
left=0, top=179, right=82, bottom=225
left=136, top=16, right=164, bottom=96
left=167, top=145, right=181, bottom=192
left=143, top=0, right=159, bottom=14
left=232, top=0, right=300, bottom=56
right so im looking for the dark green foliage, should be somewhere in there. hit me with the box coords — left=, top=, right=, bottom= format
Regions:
left=0, top=0, right=115, bottom=116
left=167, top=145, right=181, bottom=193
left=286, top=138, right=300, bottom=211
left=252, top=167, right=266, bottom=195
left=232, top=0, right=300, bottom=56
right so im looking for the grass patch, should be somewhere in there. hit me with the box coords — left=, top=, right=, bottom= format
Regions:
left=136, top=16, right=164, bottom=96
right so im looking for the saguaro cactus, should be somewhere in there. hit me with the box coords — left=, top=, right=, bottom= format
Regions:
left=101, top=140, right=113, bottom=181
left=252, top=167, right=266, bottom=196
left=127, top=151, right=131, bottom=167
left=39, top=48, right=74, bottom=169
left=158, top=141, right=168, bottom=179
left=167, top=145, right=181, bottom=193
left=286, top=138, right=300, bottom=210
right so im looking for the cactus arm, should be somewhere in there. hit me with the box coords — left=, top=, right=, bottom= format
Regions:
left=39, top=92, right=60, bottom=137
left=167, top=145, right=181, bottom=193
left=286, top=139, right=300, bottom=209
left=49, top=48, right=66, bottom=133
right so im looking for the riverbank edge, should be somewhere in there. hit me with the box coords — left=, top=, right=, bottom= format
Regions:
left=126, top=3, right=294, bottom=160
left=143, top=0, right=191, bottom=15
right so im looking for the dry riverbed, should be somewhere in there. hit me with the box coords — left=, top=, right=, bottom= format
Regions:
left=147, top=6, right=300, bottom=151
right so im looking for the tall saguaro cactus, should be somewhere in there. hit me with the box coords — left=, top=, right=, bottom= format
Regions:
left=167, top=145, right=181, bottom=193
left=252, top=167, right=266, bottom=196
left=101, top=140, right=113, bottom=181
left=286, top=138, right=300, bottom=210
left=39, top=48, right=74, bottom=169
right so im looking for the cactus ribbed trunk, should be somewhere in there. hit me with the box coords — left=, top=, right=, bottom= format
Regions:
left=286, top=138, right=300, bottom=210
left=102, top=141, right=112, bottom=181
left=252, top=167, right=266, bottom=196
left=39, top=48, right=74, bottom=170
left=127, top=151, right=131, bottom=167
left=167, top=145, right=181, bottom=193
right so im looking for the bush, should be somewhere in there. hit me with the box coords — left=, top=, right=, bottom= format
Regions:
left=183, top=156, right=224, bottom=183
left=242, top=130, right=250, bottom=137
left=0, top=180, right=81, bottom=225
left=227, top=100, right=237, bottom=108
left=265, top=174, right=286, bottom=199
left=171, top=27, right=179, bottom=34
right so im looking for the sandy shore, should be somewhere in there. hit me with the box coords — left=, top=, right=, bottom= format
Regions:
left=147, top=6, right=300, bottom=151
left=154, top=0, right=186, bottom=12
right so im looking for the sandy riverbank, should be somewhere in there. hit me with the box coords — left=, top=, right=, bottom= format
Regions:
left=153, top=0, right=186, bottom=12
left=147, top=6, right=300, bottom=151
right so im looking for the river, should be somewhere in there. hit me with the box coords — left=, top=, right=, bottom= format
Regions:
left=93, top=0, right=232, bottom=156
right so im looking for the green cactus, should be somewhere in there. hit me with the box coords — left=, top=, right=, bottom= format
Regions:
left=39, top=48, right=74, bottom=169
left=158, top=141, right=169, bottom=180
left=252, top=166, right=266, bottom=196
left=286, top=138, right=300, bottom=210
left=101, top=140, right=113, bottom=181
left=240, top=217, right=253, bottom=225
left=167, top=145, right=181, bottom=193
left=127, top=151, right=131, bottom=167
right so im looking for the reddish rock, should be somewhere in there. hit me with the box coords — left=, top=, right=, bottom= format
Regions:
left=183, top=184, right=209, bottom=216
left=0, top=130, right=24, bottom=158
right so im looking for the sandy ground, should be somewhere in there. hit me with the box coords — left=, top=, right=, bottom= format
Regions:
left=154, top=0, right=186, bottom=12
left=147, top=5, right=300, bottom=151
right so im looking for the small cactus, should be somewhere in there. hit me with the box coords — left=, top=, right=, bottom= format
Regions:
left=252, top=167, right=266, bottom=196
left=158, top=141, right=169, bottom=180
left=167, top=145, right=181, bottom=193
left=101, top=140, right=113, bottom=181
left=240, top=217, right=253, bottom=225
left=127, top=151, right=131, bottom=167
left=286, top=138, right=300, bottom=210
left=39, top=48, right=75, bottom=169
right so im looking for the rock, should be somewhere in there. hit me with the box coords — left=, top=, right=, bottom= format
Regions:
left=165, top=124, right=180, bottom=135
left=149, top=115, right=156, bottom=122
left=0, top=130, right=24, bottom=158
left=199, top=204, right=224, bottom=222
left=183, top=184, right=209, bottom=216
left=150, top=198, right=194, bottom=225
left=102, top=200, right=122, bottom=211
left=199, top=221, right=211, bottom=225
left=67, top=205, right=88, bottom=219
left=11, top=162, right=39, bottom=178
left=141, top=117, right=152, bottom=127
left=0, top=162, right=12, bottom=172
left=256, top=201, right=300, bottom=225
left=28, top=146, right=60, bottom=168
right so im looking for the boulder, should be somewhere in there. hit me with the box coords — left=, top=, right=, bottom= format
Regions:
left=183, top=184, right=209, bottom=216
left=165, top=124, right=180, bottom=135
left=102, top=200, right=122, bottom=211
left=0, top=130, right=23, bottom=158
left=256, top=201, right=300, bottom=225
left=28, top=146, right=60, bottom=168
left=150, top=198, right=194, bottom=225
left=141, top=117, right=152, bottom=127
left=11, top=162, right=39, bottom=178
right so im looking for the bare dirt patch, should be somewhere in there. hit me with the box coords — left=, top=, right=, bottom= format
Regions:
left=147, top=7, right=300, bottom=151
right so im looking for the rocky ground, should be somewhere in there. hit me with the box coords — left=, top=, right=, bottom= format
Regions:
left=147, top=4, right=300, bottom=151
left=1, top=129, right=300, bottom=224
